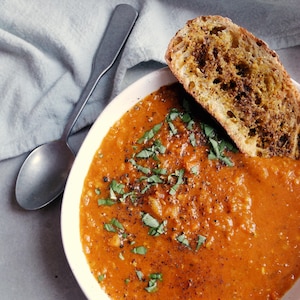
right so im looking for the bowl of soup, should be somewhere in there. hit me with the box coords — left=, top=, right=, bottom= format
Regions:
left=61, top=67, right=300, bottom=299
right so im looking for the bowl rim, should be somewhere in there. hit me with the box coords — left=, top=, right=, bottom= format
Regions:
left=61, top=67, right=300, bottom=299
left=61, top=67, right=177, bottom=299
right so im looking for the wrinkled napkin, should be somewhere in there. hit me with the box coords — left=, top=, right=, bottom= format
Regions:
left=1, top=0, right=300, bottom=160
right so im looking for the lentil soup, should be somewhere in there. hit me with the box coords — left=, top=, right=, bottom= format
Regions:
left=80, top=82, right=300, bottom=299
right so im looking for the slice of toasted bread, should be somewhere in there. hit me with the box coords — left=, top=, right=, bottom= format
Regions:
left=165, top=15, right=300, bottom=159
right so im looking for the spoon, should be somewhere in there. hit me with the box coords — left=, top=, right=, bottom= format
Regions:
left=15, top=4, right=138, bottom=210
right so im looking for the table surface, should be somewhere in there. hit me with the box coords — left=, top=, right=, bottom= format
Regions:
left=1, top=47, right=300, bottom=300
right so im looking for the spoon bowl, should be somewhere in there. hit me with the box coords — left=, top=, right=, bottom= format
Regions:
left=16, top=140, right=74, bottom=210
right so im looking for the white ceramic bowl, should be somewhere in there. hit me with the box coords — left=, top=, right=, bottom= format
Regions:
left=61, top=67, right=300, bottom=300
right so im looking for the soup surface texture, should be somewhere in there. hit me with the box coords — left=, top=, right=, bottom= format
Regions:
left=80, top=83, right=300, bottom=299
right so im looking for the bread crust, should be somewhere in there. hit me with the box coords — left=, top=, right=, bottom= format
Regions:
left=165, top=15, right=300, bottom=159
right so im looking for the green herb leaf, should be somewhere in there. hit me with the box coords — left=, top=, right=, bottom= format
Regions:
left=181, top=112, right=192, bottom=123
left=110, top=218, right=124, bottom=230
left=103, top=223, right=116, bottom=232
left=136, top=148, right=155, bottom=159
left=190, top=165, right=200, bottom=175
left=176, top=233, right=191, bottom=249
left=187, top=119, right=195, bottom=131
left=149, top=273, right=163, bottom=281
left=135, top=269, right=144, bottom=281
left=98, top=199, right=116, bottom=206
left=141, top=183, right=155, bottom=194
left=145, top=273, right=163, bottom=293
left=152, top=168, right=167, bottom=175
left=169, top=169, right=184, bottom=195
left=196, top=235, right=206, bottom=251
left=104, top=218, right=124, bottom=233
left=201, top=122, right=237, bottom=166
left=189, top=132, right=197, bottom=147
left=131, top=246, right=147, bottom=255
left=153, top=140, right=166, bottom=154
left=145, top=280, right=158, bottom=293
left=141, top=212, right=167, bottom=236
left=129, top=158, right=151, bottom=174
left=145, top=175, right=163, bottom=184
left=120, top=191, right=138, bottom=203
left=98, top=274, right=106, bottom=282
left=168, top=121, right=177, bottom=135
left=138, top=123, right=162, bottom=144
left=110, top=180, right=125, bottom=195
left=136, top=140, right=166, bottom=161
left=149, top=220, right=167, bottom=236
left=202, top=123, right=215, bottom=138
left=167, top=108, right=180, bottom=121
left=141, top=212, right=160, bottom=228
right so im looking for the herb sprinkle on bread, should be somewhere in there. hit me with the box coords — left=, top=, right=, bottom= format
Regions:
left=165, top=15, right=300, bottom=159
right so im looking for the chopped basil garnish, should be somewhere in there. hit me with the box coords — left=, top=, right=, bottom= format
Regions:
left=135, top=269, right=144, bottom=281
left=189, top=132, right=197, bottom=147
left=141, top=183, right=156, bottom=194
left=176, top=233, right=191, bottom=249
left=104, top=218, right=124, bottom=233
left=131, top=246, right=147, bottom=255
left=190, top=165, right=200, bottom=175
left=167, top=108, right=180, bottom=121
left=168, top=121, right=177, bottom=135
left=140, top=175, right=163, bottom=184
left=98, top=199, right=116, bottom=206
left=152, top=168, right=167, bottom=175
left=150, top=273, right=163, bottom=280
left=196, top=235, right=206, bottom=251
left=110, top=218, right=124, bottom=230
left=141, top=212, right=167, bottom=236
left=141, top=212, right=159, bottom=228
left=176, top=232, right=207, bottom=251
left=98, top=180, right=126, bottom=204
left=98, top=274, right=106, bottom=282
left=138, top=123, right=162, bottom=144
left=103, top=223, right=116, bottom=232
left=187, top=119, right=195, bottom=131
left=120, top=191, right=137, bottom=203
left=136, top=140, right=166, bottom=160
left=110, top=180, right=125, bottom=199
left=181, top=112, right=192, bottom=123
left=129, top=158, right=151, bottom=174
left=166, top=108, right=180, bottom=135
left=136, top=148, right=156, bottom=159
left=166, top=105, right=194, bottom=136
left=149, top=220, right=167, bottom=237
left=145, top=273, right=163, bottom=293
left=168, top=169, right=184, bottom=195
left=201, top=122, right=237, bottom=166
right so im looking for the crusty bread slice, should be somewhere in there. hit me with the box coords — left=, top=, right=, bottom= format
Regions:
left=165, top=15, right=300, bottom=159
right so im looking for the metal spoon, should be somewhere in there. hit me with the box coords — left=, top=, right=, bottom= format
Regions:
left=15, top=4, right=138, bottom=210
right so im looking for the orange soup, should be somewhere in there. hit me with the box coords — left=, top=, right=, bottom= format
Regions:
left=80, top=83, right=300, bottom=299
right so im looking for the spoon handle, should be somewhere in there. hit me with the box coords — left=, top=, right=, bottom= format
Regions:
left=61, top=4, right=138, bottom=141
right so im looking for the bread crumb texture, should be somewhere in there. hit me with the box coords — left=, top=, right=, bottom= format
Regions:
left=165, top=15, right=300, bottom=159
